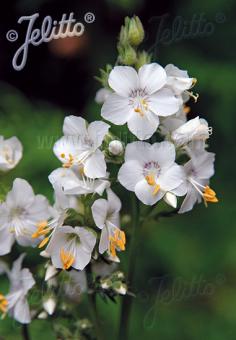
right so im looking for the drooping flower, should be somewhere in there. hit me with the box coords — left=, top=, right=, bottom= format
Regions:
left=118, top=141, right=185, bottom=205
left=49, top=167, right=110, bottom=197
left=53, top=116, right=110, bottom=179
left=0, top=178, right=50, bottom=254
left=0, top=136, right=23, bottom=171
left=46, top=226, right=96, bottom=271
left=165, top=64, right=196, bottom=96
left=91, top=189, right=126, bottom=259
left=101, top=63, right=180, bottom=140
left=171, top=116, right=212, bottom=147
left=3, top=254, right=35, bottom=324
left=178, top=143, right=218, bottom=213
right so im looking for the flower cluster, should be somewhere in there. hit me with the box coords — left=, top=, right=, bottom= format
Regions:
left=0, top=15, right=218, bottom=333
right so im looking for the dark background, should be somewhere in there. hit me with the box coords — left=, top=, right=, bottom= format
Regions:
left=0, top=0, right=235, bottom=339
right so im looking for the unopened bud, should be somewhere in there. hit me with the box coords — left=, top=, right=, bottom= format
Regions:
left=127, top=16, right=145, bottom=46
left=164, top=192, right=177, bottom=208
left=43, top=297, right=56, bottom=315
left=113, top=282, right=127, bottom=295
left=135, top=51, right=152, bottom=70
left=118, top=43, right=137, bottom=66
left=108, top=140, right=124, bottom=156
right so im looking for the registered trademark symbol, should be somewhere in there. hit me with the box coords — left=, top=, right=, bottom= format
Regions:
left=84, top=12, right=95, bottom=24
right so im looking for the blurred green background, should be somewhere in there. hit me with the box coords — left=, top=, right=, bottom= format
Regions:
left=0, top=0, right=235, bottom=339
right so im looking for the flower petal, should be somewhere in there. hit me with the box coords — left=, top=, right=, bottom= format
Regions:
left=134, top=179, right=164, bottom=205
left=101, top=93, right=132, bottom=125
left=63, top=116, right=87, bottom=136
left=91, top=199, right=108, bottom=229
left=149, top=88, right=180, bottom=116
left=118, top=160, right=143, bottom=191
left=108, top=66, right=139, bottom=96
left=138, top=63, right=167, bottom=94
left=84, top=149, right=106, bottom=179
left=127, top=110, right=159, bottom=140
left=159, top=164, right=184, bottom=191
left=88, top=121, right=110, bottom=148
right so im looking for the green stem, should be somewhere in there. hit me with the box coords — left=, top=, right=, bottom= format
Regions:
left=87, top=265, right=105, bottom=340
left=118, top=195, right=140, bottom=340
left=88, top=293, right=105, bottom=340
left=22, top=324, right=30, bottom=340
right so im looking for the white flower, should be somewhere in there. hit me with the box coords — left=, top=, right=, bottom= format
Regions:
left=171, top=117, right=212, bottom=146
left=46, top=226, right=96, bottom=271
left=5, top=254, right=35, bottom=324
left=165, top=64, right=196, bottom=96
left=179, top=144, right=218, bottom=213
left=49, top=167, right=110, bottom=197
left=53, top=116, right=110, bottom=178
left=0, top=178, right=50, bottom=254
left=118, top=141, right=185, bottom=205
left=91, top=189, right=126, bottom=258
left=108, top=140, right=124, bottom=156
left=101, top=63, right=180, bottom=140
left=95, top=88, right=112, bottom=104
left=0, top=136, right=23, bottom=171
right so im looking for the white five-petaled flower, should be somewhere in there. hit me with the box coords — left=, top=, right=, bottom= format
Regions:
left=171, top=116, right=212, bottom=147
left=165, top=64, right=196, bottom=96
left=178, top=143, right=218, bottom=213
left=0, top=136, right=23, bottom=171
left=101, top=63, right=180, bottom=140
left=0, top=178, right=50, bottom=255
left=46, top=226, right=96, bottom=271
left=2, top=254, right=35, bottom=324
left=91, top=189, right=126, bottom=259
left=53, top=116, right=110, bottom=179
left=118, top=141, right=185, bottom=205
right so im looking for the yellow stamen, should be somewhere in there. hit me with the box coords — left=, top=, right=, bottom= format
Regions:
left=203, top=186, right=218, bottom=204
left=32, top=220, right=49, bottom=239
left=183, top=105, right=191, bottom=114
left=0, top=294, right=8, bottom=315
left=60, top=248, right=75, bottom=270
left=63, top=153, right=74, bottom=168
left=109, top=229, right=126, bottom=258
left=145, top=174, right=160, bottom=196
left=78, top=166, right=85, bottom=176
left=38, top=237, right=50, bottom=249
left=60, top=153, right=65, bottom=158
left=134, top=107, right=144, bottom=116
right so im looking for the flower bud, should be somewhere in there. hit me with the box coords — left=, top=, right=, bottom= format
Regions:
left=45, top=264, right=58, bottom=281
left=127, top=16, right=145, bottom=46
left=135, top=51, right=152, bottom=70
left=118, top=43, right=137, bottom=66
left=164, top=192, right=177, bottom=208
left=43, top=297, right=56, bottom=315
left=113, top=282, right=127, bottom=295
left=108, top=140, right=124, bottom=156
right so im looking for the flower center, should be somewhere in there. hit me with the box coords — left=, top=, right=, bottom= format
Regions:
left=145, top=174, right=160, bottom=196
left=0, top=294, right=8, bottom=315
left=129, top=89, right=149, bottom=117
left=60, top=248, right=75, bottom=270
left=109, top=229, right=126, bottom=258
